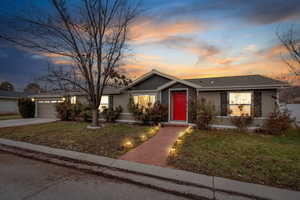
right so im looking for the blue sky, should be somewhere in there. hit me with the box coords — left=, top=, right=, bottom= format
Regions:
left=0, top=0, right=299, bottom=90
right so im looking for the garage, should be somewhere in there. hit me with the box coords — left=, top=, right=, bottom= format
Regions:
left=37, top=103, right=57, bottom=118
left=0, top=99, right=18, bottom=114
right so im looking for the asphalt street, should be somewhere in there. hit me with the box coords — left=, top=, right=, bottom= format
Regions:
left=0, top=151, right=189, bottom=200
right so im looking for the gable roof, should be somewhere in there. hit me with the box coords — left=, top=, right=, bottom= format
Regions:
left=123, top=69, right=201, bottom=90
left=185, top=75, right=288, bottom=90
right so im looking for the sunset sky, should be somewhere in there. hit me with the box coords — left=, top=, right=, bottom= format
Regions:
left=0, top=0, right=299, bottom=90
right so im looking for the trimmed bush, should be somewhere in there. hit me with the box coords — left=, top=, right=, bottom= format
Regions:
left=18, top=98, right=35, bottom=118
left=128, top=97, right=167, bottom=125
left=78, top=104, right=92, bottom=122
left=102, top=106, right=123, bottom=123
left=230, top=114, right=253, bottom=132
left=55, top=101, right=72, bottom=121
left=229, top=105, right=253, bottom=132
left=195, top=98, right=216, bottom=130
left=262, top=110, right=294, bottom=135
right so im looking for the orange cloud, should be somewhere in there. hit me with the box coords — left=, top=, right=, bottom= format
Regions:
left=130, top=19, right=207, bottom=44
left=121, top=43, right=292, bottom=81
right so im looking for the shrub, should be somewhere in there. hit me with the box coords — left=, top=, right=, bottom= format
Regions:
left=144, top=101, right=168, bottom=125
left=230, top=114, right=253, bottom=132
left=128, top=96, right=144, bottom=120
left=78, top=104, right=93, bottom=122
left=18, top=98, right=35, bottom=118
left=230, top=105, right=253, bottom=132
left=102, top=106, right=123, bottom=123
left=55, top=101, right=72, bottom=121
left=128, top=97, right=167, bottom=125
left=70, top=103, right=85, bottom=121
left=195, top=98, right=216, bottom=130
left=262, top=110, right=294, bottom=135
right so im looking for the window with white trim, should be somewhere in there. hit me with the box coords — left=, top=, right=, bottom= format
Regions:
left=229, top=92, right=252, bottom=116
left=71, top=96, right=76, bottom=104
left=133, top=95, right=156, bottom=108
left=98, top=96, right=109, bottom=111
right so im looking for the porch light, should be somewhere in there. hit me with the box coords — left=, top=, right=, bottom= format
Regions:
left=31, top=98, right=35, bottom=102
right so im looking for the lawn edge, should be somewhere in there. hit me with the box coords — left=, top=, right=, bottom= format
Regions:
left=1, top=138, right=300, bottom=200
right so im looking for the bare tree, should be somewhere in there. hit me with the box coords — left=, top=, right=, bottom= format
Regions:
left=277, top=25, right=300, bottom=76
left=0, top=0, right=140, bottom=127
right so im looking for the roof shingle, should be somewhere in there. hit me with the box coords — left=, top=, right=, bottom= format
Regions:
left=184, top=75, right=286, bottom=88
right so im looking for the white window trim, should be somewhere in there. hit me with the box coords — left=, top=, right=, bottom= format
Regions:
left=132, top=93, right=157, bottom=107
left=227, top=91, right=253, bottom=116
left=98, top=95, right=109, bottom=111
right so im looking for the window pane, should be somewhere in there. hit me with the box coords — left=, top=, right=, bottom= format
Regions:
left=71, top=96, right=76, bottom=104
left=133, top=95, right=156, bottom=107
left=229, top=105, right=251, bottom=116
left=99, top=96, right=109, bottom=111
left=229, top=92, right=251, bottom=104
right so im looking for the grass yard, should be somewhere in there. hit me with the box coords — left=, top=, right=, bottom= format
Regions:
left=168, top=129, right=300, bottom=191
left=0, top=121, right=159, bottom=158
left=0, top=114, right=22, bottom=120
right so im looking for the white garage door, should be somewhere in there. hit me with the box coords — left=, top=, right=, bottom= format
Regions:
left=37, top=103, right=57, bottom=118
left=0, top=99, right=18, bottom=114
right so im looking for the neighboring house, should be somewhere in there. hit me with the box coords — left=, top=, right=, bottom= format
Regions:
left=31, top=69, right=288, bottom=127
left=0, top=90, right=30, bottom=114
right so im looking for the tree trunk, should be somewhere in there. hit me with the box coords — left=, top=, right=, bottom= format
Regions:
left=91, top=108, right=99, bottom=127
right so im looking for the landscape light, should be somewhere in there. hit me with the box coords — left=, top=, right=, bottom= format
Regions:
left=140, top=134, right=147, bottom=141
left=169, top=147, right=176, bottom=155
left=123, top=139, right=133, bottom=148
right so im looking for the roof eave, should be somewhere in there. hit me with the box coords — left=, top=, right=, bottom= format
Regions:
left=197, top=84, right=289, bottom=91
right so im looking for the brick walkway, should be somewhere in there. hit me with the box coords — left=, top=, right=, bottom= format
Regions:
left=119, top=126, right=186, bottom=167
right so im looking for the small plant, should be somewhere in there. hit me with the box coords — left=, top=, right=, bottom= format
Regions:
left=230, top=105, right=253, bottom=132
left=102, top=106, right=123, bottom=123
left=262, top=110, right=294, bottom=135
left=18, top=98, right=35, bottom=118
left=195, top=98, right=216, bottom=130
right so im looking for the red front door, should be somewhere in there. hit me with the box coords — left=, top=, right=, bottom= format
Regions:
left=172, top=91, right=187, bottom=121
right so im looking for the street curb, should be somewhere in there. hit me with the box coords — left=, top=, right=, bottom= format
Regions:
left=1, top=138, right=300, bottom=200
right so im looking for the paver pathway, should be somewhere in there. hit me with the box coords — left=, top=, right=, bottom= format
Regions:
left=119, top=126, right=186, bottom=167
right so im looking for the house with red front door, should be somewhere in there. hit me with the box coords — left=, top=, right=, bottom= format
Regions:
left=32, top=69, right=288, bottom=127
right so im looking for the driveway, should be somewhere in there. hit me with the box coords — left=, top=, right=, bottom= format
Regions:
left=0, top=118, right=57, bottom=128
left=0, top=151, right=189, bottom=200
left=120, top=126, right=186, bottom=167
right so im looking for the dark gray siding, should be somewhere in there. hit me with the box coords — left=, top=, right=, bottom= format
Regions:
left=130, top=74, right=171, bottom=90
left=161, top=82, right=196, bottom=123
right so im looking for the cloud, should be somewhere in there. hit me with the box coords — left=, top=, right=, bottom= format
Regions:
left=130, top=19, right=208, bottom=44
left=153, top=0, right=300, bottom=26
left=244, top=45, right=257, bottom=52
left=243, top=0, right=300, bottom=25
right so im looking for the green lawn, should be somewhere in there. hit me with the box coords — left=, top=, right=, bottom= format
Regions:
left=0, top=114, right=22, bottom=120
left=168, top=129, right=300, bottom=191
left=0, top=121, right=159, bottom=158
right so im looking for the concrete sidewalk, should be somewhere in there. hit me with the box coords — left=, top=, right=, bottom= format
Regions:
left=120, top=126, right=186, bottom=166
left=0, top=118, right=57, bottom=128
left=0, top=138, right=300, bottom=200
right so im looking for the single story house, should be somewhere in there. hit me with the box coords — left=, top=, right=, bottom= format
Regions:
left=0, top=90, right=31, bottom=114
left=31, top=69, right=288, bottom=127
